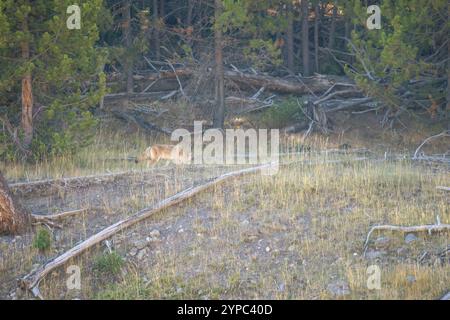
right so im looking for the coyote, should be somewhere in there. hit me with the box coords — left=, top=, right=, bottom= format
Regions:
left=135, top=144, right=191, bottom=167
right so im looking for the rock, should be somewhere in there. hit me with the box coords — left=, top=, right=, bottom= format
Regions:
left=365, top=250, right=386, bottom=260
left=137, top=248, right=147, bottom=261
left=241, top=219, right=250, bottom=226
left=178, top=228, right=184, bottom=233
left=406, top=275, right=416, bottom=283
left=374, top=236, right=390, bottom=249
left=149, top=229, right=160, bottom=238
left=129, top=247, right=138, bottom=257
left=265, top=246, right=271, bottom=252
left=405, top=233, right=418, bottom=244
left=327, top=280, right=351, bottom=297
left=133, top=240, right=148, bottom=250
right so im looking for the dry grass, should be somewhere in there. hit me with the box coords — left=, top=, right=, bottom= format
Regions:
left=0, top=122, right=449, bottom=300
left=88, top=159, right=449, bottom=300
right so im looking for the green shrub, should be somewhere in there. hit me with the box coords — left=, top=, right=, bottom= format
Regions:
left=33, top=228, right=52, bottom=252
left=93, top=251, right=124, bottom=276
left=258, top=97, right=306, bottom=129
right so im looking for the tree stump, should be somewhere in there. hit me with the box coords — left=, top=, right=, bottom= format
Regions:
left=0, top=171, right=30, bottom=234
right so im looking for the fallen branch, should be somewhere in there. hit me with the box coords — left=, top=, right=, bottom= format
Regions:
left=440, top=292, right=450, bottom=300
left=364, top=222, right=450, bottom=254
left=413, top=131, right=450, bottom=159
left=436, top=186, right=450, bottom=192
left=31, top=209, right=87, bottom=222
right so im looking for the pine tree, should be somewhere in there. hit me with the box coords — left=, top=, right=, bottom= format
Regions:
left=0, top=0, right=107, bottom=159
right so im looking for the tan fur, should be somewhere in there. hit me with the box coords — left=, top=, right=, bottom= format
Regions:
left=136, top=144, right=191, bottom=167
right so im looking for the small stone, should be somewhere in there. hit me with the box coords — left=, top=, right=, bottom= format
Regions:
left=149, top=229, right=160, bottom=238
left=178, top=228, right=184, bottom=233
left=405, top=233, right=418, bottom=244
left=137, top=249, right=147, bottom=261
left=129, top=247, right=138, bottom=256
left=365, top=250, right=386, bottom=260
left=265, top=246, right=271, bottom=252
left=133, top=240, right=148, bottom=250
left=327, top=280, right=350, bottom=297
left=241, top=219, right=250, bottom=226
left=406, top=275, right=416, bottom=283
left=374, top=236, right=390, bottom=249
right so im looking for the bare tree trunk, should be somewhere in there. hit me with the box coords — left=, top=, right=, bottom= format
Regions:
left=0, top=172, right=29, bottom=235
left=124, top=1, right=134, bottom=94
left=314, top=3, right=320, bottom=73
left=153, top=0, right=161, bottom=60
left=286, top=5, right=294, bottom=74
left=301, top=0, right=310, bottom=76
left=213, top=0, right=225, bottom=129
left=21, top=15, right=33, bottom=149
left=328, top=2, right=337, bottom=50
left=187, top=0, right=194, bottom=26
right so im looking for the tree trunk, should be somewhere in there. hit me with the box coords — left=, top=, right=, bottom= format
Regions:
left=314, top=3, right=320, bottom=73
left=286, top=5, right=294, bottom=74
left=213, top=0, right=225, bottom=129
left=153, top=0, right=161, bottom=60
left=301, top=0, right=310, bottom=76
left=0, top=172, right=30, bottom=235
left=124, top=1, right=134, bottom=94
left=21, top=16, right=33, bottom=149
left=328, top=2, right=337, bottom=50
left=187, top=0, right=194, bottom=26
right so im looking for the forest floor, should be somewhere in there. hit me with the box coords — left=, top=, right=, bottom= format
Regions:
left=0, top=110, right=449, bottom=300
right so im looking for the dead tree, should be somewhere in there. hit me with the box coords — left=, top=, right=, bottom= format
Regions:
left=301, top=0, right=310, bottom=76
left=0, top=172, right=30, bottom=234
left=213, top=0, right=225, bottom=128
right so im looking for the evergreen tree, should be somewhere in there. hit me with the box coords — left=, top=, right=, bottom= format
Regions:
left=0, top=0, right=107, bottom=159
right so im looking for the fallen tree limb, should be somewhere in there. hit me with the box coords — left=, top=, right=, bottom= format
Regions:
left=31, top=209, right=87, bottom=222
left=440, top=292, right=450, bottom=300
left=413, top=130, right=450, bottom=159
left=436, top=186, right=450, bottom=192
left=10, top=169, right=166, bottom=197
left=364, top=223, right=450, bottom=254
left=20, top=157, right=370, bottom=298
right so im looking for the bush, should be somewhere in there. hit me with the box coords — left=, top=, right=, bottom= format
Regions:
left=93, top=251, right=124, bottom=276
left=33, top=228, right=52, bottom=252
left=258, top=97, right=306, bottom=129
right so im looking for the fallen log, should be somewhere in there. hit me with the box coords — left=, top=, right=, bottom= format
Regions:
left=364, top=223, right=450, bottom=254
left=224, top=71, right=352, bottom=95
left=107, top=69, right=356, bottom=96
left=10, top=169, right=166, bottom=197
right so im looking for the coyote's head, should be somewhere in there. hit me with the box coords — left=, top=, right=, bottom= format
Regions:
left=135, top=147, right=151, bottom=163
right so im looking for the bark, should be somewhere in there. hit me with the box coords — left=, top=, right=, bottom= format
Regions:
left=153, top=0, right=161, bottom=60
left=301, top=0, right=310, bottom=76
left=187, top=0, right=194, bottom=26
left=0, top=172, right=30, bottom=234
left=314, top=4, right=320, bottom=73
left=328, top=2, right=337, bottom=50
left=286, top=6, right=294, bottom=73
left=213, top=0, right=225, bottom=128
left=124, top=1, right=134, bottom=94
left=21, top=15, right=33, bottom=149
